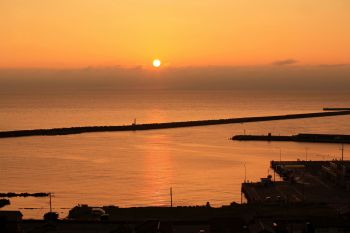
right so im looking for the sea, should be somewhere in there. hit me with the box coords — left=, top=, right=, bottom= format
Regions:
left=1, top=90, right=350, bottom=219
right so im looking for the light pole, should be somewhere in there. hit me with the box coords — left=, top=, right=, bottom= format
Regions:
left=243, top=162, right=247, bottom=183
left=305, top=148, right=308, bottom=161
left=279, top=148, right=282, bottom=162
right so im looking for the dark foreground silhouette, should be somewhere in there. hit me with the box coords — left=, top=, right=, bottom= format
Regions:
left=1, top=110, right=350, bottom=138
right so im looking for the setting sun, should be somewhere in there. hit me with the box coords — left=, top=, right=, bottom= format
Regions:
left=152, top=59, right=161, bottom=68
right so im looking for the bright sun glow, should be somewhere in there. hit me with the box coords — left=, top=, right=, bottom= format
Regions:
left=152, top=59, right=161, bottom=68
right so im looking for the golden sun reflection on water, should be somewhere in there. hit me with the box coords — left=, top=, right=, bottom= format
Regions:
left=142, top=134, right=173, bottom=206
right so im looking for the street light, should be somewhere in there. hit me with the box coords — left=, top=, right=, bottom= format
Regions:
left=243, top=162, right=247, bottom=183
left=305, top=148, right=308, bottom=161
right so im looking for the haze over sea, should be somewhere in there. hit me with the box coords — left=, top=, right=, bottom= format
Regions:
left=1, top=89, right=350, bottom=219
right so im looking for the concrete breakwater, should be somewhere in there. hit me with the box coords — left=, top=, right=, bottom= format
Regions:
left=1, top=110, right=350, bottom=138
left=232, top=133, right=350, bottom=144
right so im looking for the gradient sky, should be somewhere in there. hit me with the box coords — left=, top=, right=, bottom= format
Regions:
left=1, top=0, right=350, bottom=68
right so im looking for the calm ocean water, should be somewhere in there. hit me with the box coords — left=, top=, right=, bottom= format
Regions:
left=1, top=90, right=350, bottom=219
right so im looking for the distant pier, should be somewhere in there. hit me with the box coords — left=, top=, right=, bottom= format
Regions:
left=232, top=133, right=350, bottom=144
left=1, top=110, right=350, bottom=138
left=323, top=108, right=350, bottom=111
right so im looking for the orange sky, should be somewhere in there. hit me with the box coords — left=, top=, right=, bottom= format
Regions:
left=1, top=0, right=350, bottom=68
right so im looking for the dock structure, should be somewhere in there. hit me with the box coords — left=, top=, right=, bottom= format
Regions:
left=242, top=160, right=350, bottom=205
left=1, top=110, right=350, bottom=138
left=242, top=181, right=305, bottom=204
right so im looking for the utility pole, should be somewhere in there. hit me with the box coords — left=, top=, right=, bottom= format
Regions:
left=340, top=144, right=344, bottom=161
